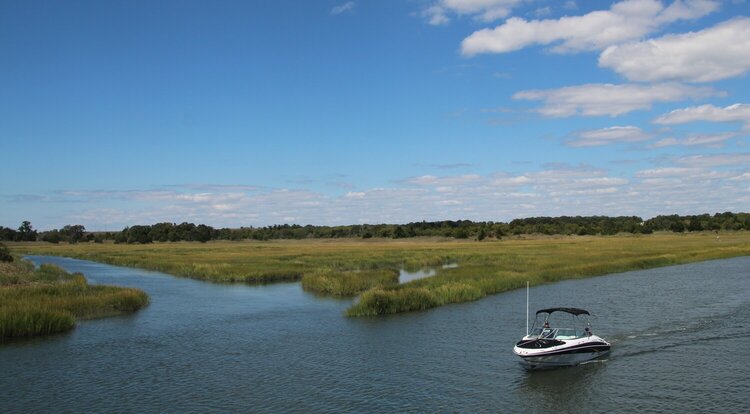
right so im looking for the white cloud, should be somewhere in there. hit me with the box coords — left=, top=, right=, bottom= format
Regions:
left=675, top=153, right=750, bottom=167
left=635, top=167, right=696, bottom=178
left=331, top=1, right=355, bottom=15
left=491, top=174, right=532, bottom=186
left=600, top=18, right=750, bottom=83
left=629, top=164, right=742, bottom=213
left=654, top=103, right=750, bottom=128
left=730, top=172, right=750, bottom=181
left=461, top=0, right=719, bottom=56
left=533, top=7, right=552, bottom=17
left=423, top=0, right=522, bottom=25
left=403, top=174, right=482, bottom=186
left=513, top=83, right=719, bottom=117
left=568, top=125, right=652, bottom=147
left=17, top=158, right=750, bottom=230
left=423, top=5, right=450, bottom=25
left=649, top=132, right=737, bottom=148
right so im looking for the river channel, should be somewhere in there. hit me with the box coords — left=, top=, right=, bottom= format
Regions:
left=1, top=255, right=749, bottom=412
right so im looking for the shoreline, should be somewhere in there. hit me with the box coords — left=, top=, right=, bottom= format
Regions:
left=9, top=232, right=750, bottom=316
left=0, top=259, right=149, bottom=340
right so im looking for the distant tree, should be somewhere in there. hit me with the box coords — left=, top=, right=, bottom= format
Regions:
left=114, top=230, right=128, bottom=244
left=670, top=221, right=685, bottom=233
left=0, top=242, right=13, bottom=262
left=453, top=228, right=469, bottom=239
left=688, top=217, right=703, bottom=231
left=17, top=220, right=37, bottom=241
left=61, top=225, right=86, bottom=243
left=192, top=224, right=214, bottom=243
left=149, top=222, right=174, bottom=242
left=393, top=226, right=406, bottom=239
left=41, top=230, right=62, bottom=244
left=0, top=226, right=18, bottom=241
left=477, top=227, right=487, bottom=241
left=601, top=220, right=618, bottom=235
left=127, top=225, right=152, bottom=244
left=174, top=222, right=196, bottom=241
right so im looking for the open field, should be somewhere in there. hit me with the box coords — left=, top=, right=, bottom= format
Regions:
left=0, top=259, right=149, bottom=340
left=9, top=232, right=750, bottom=316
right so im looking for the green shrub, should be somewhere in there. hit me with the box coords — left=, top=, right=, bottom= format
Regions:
left=0, top=243, right=12, bottom=262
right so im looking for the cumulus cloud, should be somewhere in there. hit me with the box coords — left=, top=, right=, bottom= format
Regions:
left=600, top=18, right=750, bottom=82
left=402, top=174, right=482, bottom=186
left=635, top=167, right=696, bottom=178
left=568, top=126, right=652, bottom=147
left=654, top=103, right=750, bottom=128
left=674, top=153, right=750, bottom=168
left=513, top=83, right=719, bottom=117
left=630, top=166, right=742, bottom=212
left=648, top=132, right=737, bottom=148
left=331, top=1, right=355, bottom=15
left=422, top=0, right=522, bottom=25
left=13, top=158, right=750, bottom=230
left=461, top=0, right=718, bottom=56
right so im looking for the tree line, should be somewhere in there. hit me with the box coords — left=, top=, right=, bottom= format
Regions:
left=1, top=212, right=748, bottom=244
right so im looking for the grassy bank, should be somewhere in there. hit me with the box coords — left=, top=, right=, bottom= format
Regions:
left=9, top=232, right=750, bottom=316
left=301, top=269, right=399, bottom=296
left=0, top=260, right=149, bottom=340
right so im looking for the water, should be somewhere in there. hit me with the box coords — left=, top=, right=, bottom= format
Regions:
left=399, top=263, right=458, bottom=283
left=399, top=268, right=435, bottom=283
left=2, top=255, right=749, bottom=413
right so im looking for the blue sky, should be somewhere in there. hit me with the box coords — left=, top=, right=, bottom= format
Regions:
left=1, top=0, right=749, bottom=230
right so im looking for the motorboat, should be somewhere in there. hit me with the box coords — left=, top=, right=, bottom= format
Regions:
left=513, top=307, right=610, bottom=369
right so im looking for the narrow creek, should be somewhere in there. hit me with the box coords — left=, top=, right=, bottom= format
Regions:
left=1, top=255, right=748, bottom=413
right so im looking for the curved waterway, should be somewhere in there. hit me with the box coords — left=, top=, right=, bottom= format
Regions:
left=2, top=255, right=749, bottom=412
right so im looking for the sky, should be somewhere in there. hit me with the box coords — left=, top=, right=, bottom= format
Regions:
left=1, top=0, right=750, bottom=231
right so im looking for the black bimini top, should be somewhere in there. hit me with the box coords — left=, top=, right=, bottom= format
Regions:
left=536, top=307, right=590, bottom=316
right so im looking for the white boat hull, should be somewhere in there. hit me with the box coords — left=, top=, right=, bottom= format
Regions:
left=514, top=335, right=610, bottom=370
left=516, top=349, right=610, bottom=369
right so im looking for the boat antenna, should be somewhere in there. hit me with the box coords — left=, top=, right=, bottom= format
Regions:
left=526, top=281, right=529, bottom=335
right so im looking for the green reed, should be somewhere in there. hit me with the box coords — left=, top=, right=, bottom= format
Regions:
left=9, top=232, right=750, bottom=317
left=301, top=269, right=399, bottom=296
left=0, top=260, right=149, bottom=340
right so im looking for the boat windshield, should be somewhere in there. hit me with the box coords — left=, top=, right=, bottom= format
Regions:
left=527, top=311, right=592, bottom=339
left=529, top=328, right=584, bottom=339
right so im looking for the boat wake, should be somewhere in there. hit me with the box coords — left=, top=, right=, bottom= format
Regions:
left=609, top=303, right=750, bottom=359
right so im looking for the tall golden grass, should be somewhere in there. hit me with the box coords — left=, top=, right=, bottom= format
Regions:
left=301, top=269, right=399, bottom=296
left=10, top=232, right=750, bottom=316
left=0, top=260, right=149, bottom=340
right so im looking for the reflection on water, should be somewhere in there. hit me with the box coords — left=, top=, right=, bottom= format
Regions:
left=1, top=255, right=748, bottom=412
left=399, top=263, right=458, bottom=283
left=399, top=268, right=436, bottom=283
left=516, top=362, right=607, bottom=410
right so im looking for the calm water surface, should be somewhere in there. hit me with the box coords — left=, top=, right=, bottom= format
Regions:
left=2, top=255, right=749, bottom=413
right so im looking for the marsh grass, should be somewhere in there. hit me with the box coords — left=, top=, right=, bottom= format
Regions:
left=10, top=232, right=750, bottom=316
left=301, top=269, right=399, bottom=296
left=0, top=260, right=149, bottom=340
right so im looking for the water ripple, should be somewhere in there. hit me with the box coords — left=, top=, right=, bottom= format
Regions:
left=1, top=255, right=749, bottom=412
